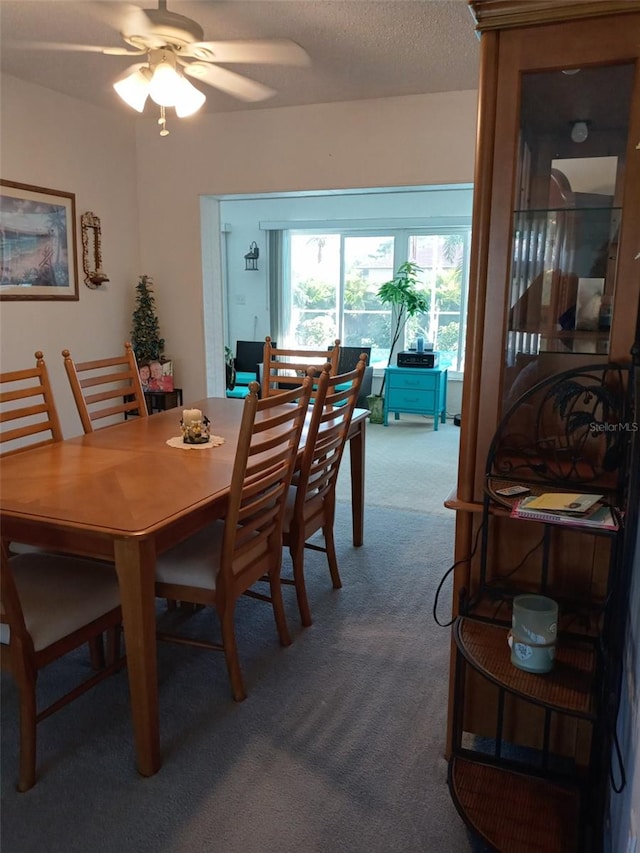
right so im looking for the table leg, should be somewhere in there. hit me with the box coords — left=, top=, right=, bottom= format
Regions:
left=441, top=371, right=448, bottom=424
left=348, top=419, right=366, bottom=547
left=114, top=537, right=161, bottom=777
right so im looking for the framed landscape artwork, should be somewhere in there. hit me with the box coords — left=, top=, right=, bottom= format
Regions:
left=0, top=180, right=79, bottom=301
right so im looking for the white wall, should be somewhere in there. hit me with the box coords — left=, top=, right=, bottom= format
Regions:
left=1, top=77, right=476, bottom=422
left=133, top=90, right=478, bottom=403
left=1, top=77, right=476, bottom=414
left=0, top=74, right=140, bottom=438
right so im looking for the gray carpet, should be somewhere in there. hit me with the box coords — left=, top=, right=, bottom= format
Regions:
left=337, top=416, right=460, bottom=516
left=1, top=424, right=472, bottom=853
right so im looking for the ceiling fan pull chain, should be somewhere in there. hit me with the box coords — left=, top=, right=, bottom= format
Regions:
left=158, top=105, right=169, bottom=137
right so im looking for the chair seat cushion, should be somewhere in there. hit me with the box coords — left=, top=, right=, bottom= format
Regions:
left=155, top=521, right=224, bottom=589
left=235, top=371, right=257, bottom=386
left=156, top=518, right=272, bottom=590
left=226, top=386, right=251, bottom=399
left=1, top=553, right=120, bottom=652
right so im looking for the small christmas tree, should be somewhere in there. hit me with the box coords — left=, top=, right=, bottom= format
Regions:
left=131, top=275, right=165, bottom=363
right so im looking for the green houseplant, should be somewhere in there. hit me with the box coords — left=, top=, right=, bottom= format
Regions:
left=367, top=261, right=428, bottom=424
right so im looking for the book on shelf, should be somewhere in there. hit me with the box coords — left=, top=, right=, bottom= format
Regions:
left=511, top=497, right=618, bottom=530
left=522, top=492, right=604, bottom=515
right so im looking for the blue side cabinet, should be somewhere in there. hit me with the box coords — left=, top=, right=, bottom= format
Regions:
left=383, top=366, right=448, bottom=429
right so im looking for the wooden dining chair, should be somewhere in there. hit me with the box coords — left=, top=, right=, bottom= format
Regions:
left=281, top=355, right=367, bottom=626
left=155, top=376, right=313, bottom=702
left=0, top=542, right=124, bottom=791
left=0, top=350, right=63, bottom=456
left=261, top=336, right=341, bottom=398
left=62, top=342, right=148, bottom=433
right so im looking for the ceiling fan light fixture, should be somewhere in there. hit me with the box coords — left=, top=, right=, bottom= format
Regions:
left=174, top=78, right=206, bottom=117
left=46, top=2, right=310, bottom=133
left=149, top=56, right=183, bottom=106
left=113, top=66, right=152, bottom=112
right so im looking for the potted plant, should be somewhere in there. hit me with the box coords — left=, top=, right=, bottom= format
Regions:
left=367, top=261, right=428, bottom=424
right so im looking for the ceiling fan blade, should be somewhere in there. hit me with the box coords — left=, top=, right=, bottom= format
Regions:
left=182, top=39, right=310, bottom=66
left=84, top=2, right=154, bottom=38
left=184, top=62, right=276, bottom=102
left=10, top=41, right=144, bottom=56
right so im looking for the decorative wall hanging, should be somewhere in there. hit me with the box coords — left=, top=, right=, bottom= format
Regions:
left=244, top=242, right=259, bottom=270
left=81, top=211, right=110, bottom=288
left=0, top=180, right=79, bottom=301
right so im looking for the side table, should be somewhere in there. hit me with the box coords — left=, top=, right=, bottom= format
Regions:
left=144, top=388, right=183, bottom=414
left=383, top=366, right=447, bottom=429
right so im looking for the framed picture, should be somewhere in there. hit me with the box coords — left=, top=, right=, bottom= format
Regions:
left=0, top=180, right=79, bottom=301
left=139, top=358, right=174, bottom=393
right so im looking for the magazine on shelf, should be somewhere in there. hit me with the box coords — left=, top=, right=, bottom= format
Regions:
left=511, top=497, right=618, bottom=530
left=521, top=492, right=604, bottom=514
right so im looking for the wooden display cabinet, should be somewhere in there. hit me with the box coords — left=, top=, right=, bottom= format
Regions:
left=456, top=0, right=640, bottom=508
left=446, top=2, right=640, bottom=850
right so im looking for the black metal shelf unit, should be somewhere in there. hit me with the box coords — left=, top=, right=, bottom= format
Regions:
left=448, top=362, right=635, bottom=853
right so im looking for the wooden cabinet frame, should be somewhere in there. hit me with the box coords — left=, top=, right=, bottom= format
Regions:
left=447, top=3, right=640, bottom=849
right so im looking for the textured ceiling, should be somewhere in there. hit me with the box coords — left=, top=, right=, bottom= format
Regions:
left=0, top=1, right=480, bottom=115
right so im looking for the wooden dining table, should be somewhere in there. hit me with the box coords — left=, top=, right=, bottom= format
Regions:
left=0, top=397, right=368, bottom=777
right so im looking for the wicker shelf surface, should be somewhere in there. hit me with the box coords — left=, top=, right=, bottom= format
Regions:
left=455, top=617, right=597, bottom=718
left=449, top=756, right=580, bottom=852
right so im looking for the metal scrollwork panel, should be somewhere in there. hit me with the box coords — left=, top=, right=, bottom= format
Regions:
left=486, top=362, right=631, bottom=498
left=81, top=211, right=109, bottom=288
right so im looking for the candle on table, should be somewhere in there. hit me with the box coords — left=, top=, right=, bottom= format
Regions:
left=182, top=408, right=202, bottom=426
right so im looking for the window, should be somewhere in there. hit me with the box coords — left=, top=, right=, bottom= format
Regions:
left=284, top=225, right=470, bottom=372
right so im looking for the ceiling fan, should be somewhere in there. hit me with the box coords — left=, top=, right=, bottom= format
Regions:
left=21, top=1, right=310, bottom=135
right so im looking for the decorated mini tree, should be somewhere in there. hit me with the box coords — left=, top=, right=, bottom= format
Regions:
left=131, top=274, right=165, bottom=363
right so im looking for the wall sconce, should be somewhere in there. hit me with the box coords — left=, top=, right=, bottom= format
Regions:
left=80, top=211, right=110, bottom=288
left=244, top=242, right=259, bottom=271
left=570, top=119, right=590, bottom=143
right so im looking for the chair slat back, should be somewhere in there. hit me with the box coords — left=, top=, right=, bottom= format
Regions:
left=293, top=354, right=367, bottom=526
left=219, top=377, right=312, bottom=596
left=0, top=351, right=63, bottom=456
left=62, top=342, right=147, bottom=433
left=261, top=336, right=340, bottom=398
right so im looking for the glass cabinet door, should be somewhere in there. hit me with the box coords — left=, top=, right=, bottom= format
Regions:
left=504, top=61, right=634, bottom=409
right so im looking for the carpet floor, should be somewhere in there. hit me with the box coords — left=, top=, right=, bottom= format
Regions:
left=336, top=416, right=460, bottom=516
left=1, top=422, right=472, bottom=852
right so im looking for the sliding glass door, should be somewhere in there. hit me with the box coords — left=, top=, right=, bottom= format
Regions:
left=408, top=233, right=469, bottom=372
left=286, top=225, right=469, bottom=372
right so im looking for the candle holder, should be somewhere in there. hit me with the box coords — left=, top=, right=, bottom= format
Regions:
left=180, top=413, right=211, bottom=444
